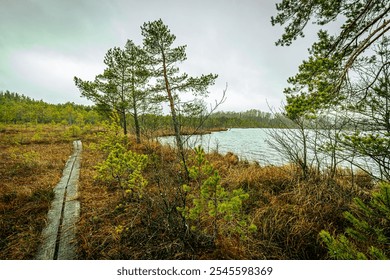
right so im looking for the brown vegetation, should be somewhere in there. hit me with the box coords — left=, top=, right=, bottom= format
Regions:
left=0, top=124, right=375, bottom=259
left=76, top=133, right=374, bottom=259
left=0, top=125, right=73, bottom=259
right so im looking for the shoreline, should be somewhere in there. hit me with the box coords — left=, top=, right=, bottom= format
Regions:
left=155, top=127, right=229, bottom=137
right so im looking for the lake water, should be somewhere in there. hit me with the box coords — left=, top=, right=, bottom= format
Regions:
left=159, top=128, right=302, bottom=165
left=159, top=128, right=379, bottom=175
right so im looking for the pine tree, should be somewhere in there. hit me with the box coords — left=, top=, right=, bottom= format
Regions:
left=320, top=182, right=390, bottom=259
left=74, top=40, right=151, bottom=141
left=178, top=146, right=256, bottom=243
left=141, top=19, right=218, bottom=180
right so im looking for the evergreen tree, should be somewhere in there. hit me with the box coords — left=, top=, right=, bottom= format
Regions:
left=272, top=0, right=389, bottom=117
left=74, top=40, right=152, bottom=141
left=74, top=46, right=130, bottom=134
left=272, top=1, right=390, bottom=179
left=273, top=0, right=389, bottom=96
left=141, top=19, right=218, bottom=179
left=0, top=91, right=100, bottom=124
left=320, top=182, right=390, bottom=259
left=339, top=37, right=390, bottom=180
left=178, top=146, right=256, bottom=243
left=124, top=40, right=152, bottom=143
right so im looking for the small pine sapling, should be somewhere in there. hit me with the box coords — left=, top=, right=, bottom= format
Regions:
left=320, top=182, right=390, bottom=259
left=178, top=146, right=257, bottom=243
left=92, top=112, right=128, bottom=155
left=95, top=142, right=148, bottom=200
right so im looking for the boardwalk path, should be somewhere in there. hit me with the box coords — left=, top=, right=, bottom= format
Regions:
left=36, top=140, right=82, bottom=260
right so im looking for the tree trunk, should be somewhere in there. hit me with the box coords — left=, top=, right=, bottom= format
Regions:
left=122, top=110, right=127, bottom=136
left=133, top=104, right=141, bottom=144
left=161, top=51, right=189, bottom=181
left=131, top=74, right=141, bottom=144
left=300, top=123, right=308, bottom=179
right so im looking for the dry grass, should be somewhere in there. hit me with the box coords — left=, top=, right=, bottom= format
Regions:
left=77, top=140, right=209, bottom=259
left=0, top=125, right=74, bottom=259
left=2, top=123, right=370, bottom=260
left=250, top=180, right=369, bottom=259
left=76, top=137, right=374, bottom=260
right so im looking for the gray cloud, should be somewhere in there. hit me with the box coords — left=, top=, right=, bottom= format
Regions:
left=0, top=0, right=320, bottom=111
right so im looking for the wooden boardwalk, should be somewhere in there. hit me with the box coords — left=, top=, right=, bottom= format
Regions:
left=36, top=140, right=82, bottom=260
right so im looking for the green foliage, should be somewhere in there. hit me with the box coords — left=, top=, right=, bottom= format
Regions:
left=9, top=147, right=40, bottom=170
left=338, top=38, right=390, bottom=180
left=0, top=91, right=101, bottom=125
left=95, top=142, right=148, bottom=199
left=141, top=18, right=218, bottom=101
left=283, top=31, right=343, bottom=119
left=31, top=125, right=43, bottom=142
left=92, top=113, right=128, bottom=155
left=178, top=146, right=256, bottom=241
left=319, top=230, right=368, bottom=260
left=320, top=182, right=390, bottom=259
left=272, top=0, right=388, bottom=64
left=273, top=1, right=389, bottom=182
left=63, top=125, right=82, bottom=139
left=343, top=132, right=390, bottom=158
left=92, top=112, right=148, bottom=199
left=204, top=110, right=295, bottom=129
left=141, top=19, right=218, bottom=177
left=74, top=39, right=153, bottom=139
left=271, top=0, right=343, bottom=47
left=272, top=1, right=388, bottom=116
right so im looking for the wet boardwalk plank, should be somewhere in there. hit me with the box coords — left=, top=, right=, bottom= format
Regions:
left=36, top=140, right=82, bottom=260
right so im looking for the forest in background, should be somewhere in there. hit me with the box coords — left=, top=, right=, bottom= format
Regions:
left=0, top=91, right=101, bottom=125
left=1, top=1, right=390, bottom=260
left=0, top=90, right=293, bottom=130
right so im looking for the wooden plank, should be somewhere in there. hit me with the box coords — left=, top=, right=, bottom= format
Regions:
left=36, top=140, right=82, bottom=260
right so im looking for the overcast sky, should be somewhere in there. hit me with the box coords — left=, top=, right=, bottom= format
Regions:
left=0, top=0, right=325, bottom=112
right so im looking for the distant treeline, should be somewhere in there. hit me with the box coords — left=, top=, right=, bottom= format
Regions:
left=203, top=109, right=294, bottom=129
left=0, top=91, right=293, bottom=129
left=0, top=91, right=102, bottom=125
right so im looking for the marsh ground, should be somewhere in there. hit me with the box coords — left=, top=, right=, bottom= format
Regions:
left=0, top=124, right=374, bottom=259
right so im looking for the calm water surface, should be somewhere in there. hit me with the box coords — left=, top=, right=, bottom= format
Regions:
left=159, top=128, right=378, bottom=174
left=160, top=128, right=293, bottom=165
